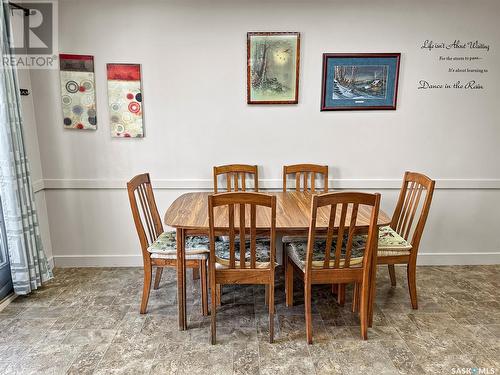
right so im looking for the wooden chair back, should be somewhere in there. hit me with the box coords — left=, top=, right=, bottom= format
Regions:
left=283, top=164, right=328, bottom=193
left=213, top=164, right=259, bottom=193
left=127, top=173, right=163, bottom=256
left=391, top=172, right=435, bottom=250
left=208, top=192, right=276, bottom=270
left=305, top=192, right=380, bottom=273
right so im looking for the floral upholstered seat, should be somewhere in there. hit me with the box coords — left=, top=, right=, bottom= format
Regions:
left=354, top=226, right=412, bottom=255
left=215, top=238, right=272, bottom=268
left=147, top=231, right=209, bottom=260
left=283, top=236, right=365, bottom=271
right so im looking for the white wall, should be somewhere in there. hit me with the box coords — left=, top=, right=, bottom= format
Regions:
left=29, top=0, right=500, bottom=266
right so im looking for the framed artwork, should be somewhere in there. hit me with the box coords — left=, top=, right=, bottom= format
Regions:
left=107, top=63, right=144, bottom=138
left=247, top=32, right=300, bottom=104
left=59, top=54, right=97, bottom=130
left=321, top=53, right=401, bottom=111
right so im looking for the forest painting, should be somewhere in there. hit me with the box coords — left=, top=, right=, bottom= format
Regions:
left=333, top=65, right=388, bottom=100
left=321, top=53, right=401, bottom=111
left=247, top=32, right=300, bottom=104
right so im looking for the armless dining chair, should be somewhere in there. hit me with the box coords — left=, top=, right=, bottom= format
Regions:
left=212, top=164, right=259, bottom=304
left=213, top=164, right=259, bottom=192
left=208, top=192, right=277, bottom=344
left=284, top=192, right=380, bottom=344
left=127, top=173, right=209, bottom=315
left=282, top=164, right=329, bottom=193
left=372, top=171, right=435, bottom=310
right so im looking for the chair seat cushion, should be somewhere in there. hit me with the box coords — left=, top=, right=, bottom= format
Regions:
left=355, top=226, right=412, bottom=252
left=147, top=231, right=209, bottom=260
left=215, top=238, right=272, bottom=269
left=284, top=237, right=365, bottom=271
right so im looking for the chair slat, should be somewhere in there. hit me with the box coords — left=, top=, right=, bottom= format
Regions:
left=323, top=204, right=336, bottom=268
left=241, top=174, right=246, bottom=191
left=399, top=182, right=418, bottom=235
left=137, top=185, right=155, bottom=244
left=343, top=203, right=359, bottom=268
left=311, top=173, right=316, bottom=193
left=333, top=204, right=348, bottom=268
left=229, top=203, right=235, bottom=268
left=303, top=172, right=308, bottom=191
left=403, top=184, right=423, bottom=240
left=250, top=204, right=256, bottom=269
left=397, top=181, right=415, bottom=233
left=295, top=172, right=300, bottom=192
left=239, top=203, right=246, bottom=268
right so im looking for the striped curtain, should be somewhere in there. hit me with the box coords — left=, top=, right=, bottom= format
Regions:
left=0, top=3, right=52, bottom=294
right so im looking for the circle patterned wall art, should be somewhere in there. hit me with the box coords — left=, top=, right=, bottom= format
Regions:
left=59, top=54, right=97, bottom=130
left=106, top=63, right=144, bottom=138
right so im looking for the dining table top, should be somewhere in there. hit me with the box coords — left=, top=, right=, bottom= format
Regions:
left=165, top=191, right=391, bottom=231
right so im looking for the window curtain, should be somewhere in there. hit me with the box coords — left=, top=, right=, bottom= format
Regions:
left=0, top=3, right=52, bottom=294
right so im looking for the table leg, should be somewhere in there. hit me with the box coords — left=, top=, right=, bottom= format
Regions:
left=176, top=228, right=187, bottom=330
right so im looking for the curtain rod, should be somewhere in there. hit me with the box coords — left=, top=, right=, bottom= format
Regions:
left=8, top=2, right=31, bottom=16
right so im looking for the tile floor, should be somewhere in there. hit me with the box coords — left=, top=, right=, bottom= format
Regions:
left=0, top=265, right=499, bottom=374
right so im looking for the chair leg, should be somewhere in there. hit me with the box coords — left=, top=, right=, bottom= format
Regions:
left=368, top=261, right=378, bottom=328
left=140, top=261, right=152, bottom=314
left=193, top=267, right=200, bottom=280
left=285, top=257, right=294, bottom=307
left=407, top=263, right=418, bottom=309
left=216, top=284, right=221, bottom=306
left=332, top=283, right=338, bottom=295
left=337, top=284, right=346, bottom=306
left=153, top=267, right=163, bottom=290
left=200, top=260, right=208, bottom=316
left=305, top=280, right=313, bottom=344
left=211, top=279, right=217, bottom=345
left=388, top=264, right=396, bottom=287
left=352, top=283, right=360, bottom=313
left=269, top=283, right=274, bottom=343
left=359, top=279, right=369, bottom=340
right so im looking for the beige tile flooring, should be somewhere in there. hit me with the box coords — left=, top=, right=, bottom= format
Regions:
left=0, top=265, right=499, bottom=374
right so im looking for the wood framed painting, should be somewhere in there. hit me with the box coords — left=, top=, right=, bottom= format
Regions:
left=321, top=53, right=400, bottom=111
left=247, top=32, right=300, bottom=104
left=107, top=63, right=144, bottom=138
left=59, top=54, right=97, bottom=130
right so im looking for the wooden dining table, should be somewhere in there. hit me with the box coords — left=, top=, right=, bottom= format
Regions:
left=165, top=191, right=391, bottom=330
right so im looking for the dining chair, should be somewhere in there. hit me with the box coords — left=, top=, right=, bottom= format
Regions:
left=213, top=164, right=259, bottom=304
left=282, top=164, right=344, bottom=302
left=284, top=192, right=380, bottom=344
left=127, top=173, right=209, bottom=315
left=282, top=164, right=329, bottom=193
left=208, top=192, right=276, bottom=344
left=367, top=171, right=435, bottom=309
left=213, top=164, right=259, bottom=192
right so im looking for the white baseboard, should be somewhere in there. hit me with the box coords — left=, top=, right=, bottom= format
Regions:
left=53, top=252, right=500, bottom=268
left=0, top=293, right=18, bottom=312
left=54, top=254, right=143, bottom=267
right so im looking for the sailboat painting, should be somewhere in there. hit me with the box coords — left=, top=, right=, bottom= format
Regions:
left=321, top=53, right=400, bottom=111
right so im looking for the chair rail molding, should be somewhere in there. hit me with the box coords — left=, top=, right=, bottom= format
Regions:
left=32, top=178, right=500, bottom=192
